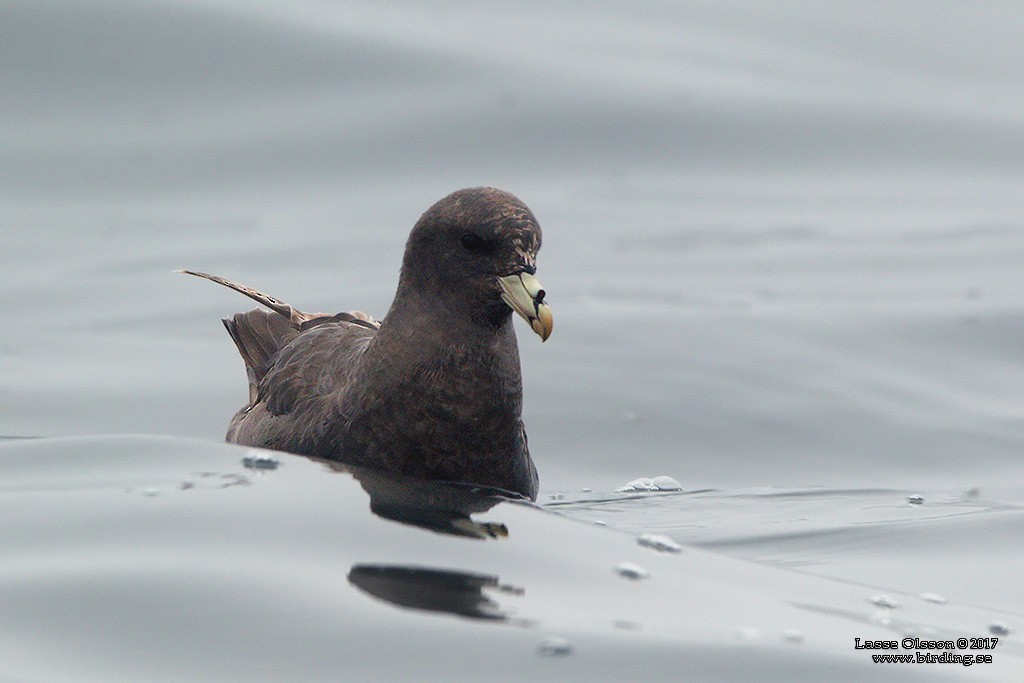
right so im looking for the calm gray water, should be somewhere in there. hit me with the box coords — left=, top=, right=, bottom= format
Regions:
left=3, top=2, right=1024, bottom=679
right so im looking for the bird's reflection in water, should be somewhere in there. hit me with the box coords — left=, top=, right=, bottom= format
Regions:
left=348, top=565, right=527, bottom=622
left=314, top=459, right=531, bottom=622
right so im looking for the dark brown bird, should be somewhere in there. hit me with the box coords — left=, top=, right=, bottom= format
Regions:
left=180, top=187, right=552, bottom=500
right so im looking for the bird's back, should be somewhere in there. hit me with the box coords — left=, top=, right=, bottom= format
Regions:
left=223, top=309, right=378, bottom=451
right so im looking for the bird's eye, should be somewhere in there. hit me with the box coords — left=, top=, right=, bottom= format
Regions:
left=460, top=233, right=487, bottom=251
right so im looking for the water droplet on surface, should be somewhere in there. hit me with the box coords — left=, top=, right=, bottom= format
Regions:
left=869, top=594, right=900, bottom=608
left=919, top=593, right=946, bottom=604
left=537, top=636, right=573, bottom=656
left=906, top=494, right=924, bottom=505
left=615, top=562, right=650, bottom=580
left=989, top=621, right=1010, bottom=636
left=637, top=533, right=682, bottom=553
left=781, top=629, right=804, bottom=643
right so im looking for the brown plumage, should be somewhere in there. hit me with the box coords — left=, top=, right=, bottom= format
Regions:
left=180, top=187, right=552, bottom=500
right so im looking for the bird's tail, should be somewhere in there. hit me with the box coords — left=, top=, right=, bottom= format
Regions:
left=175, top=270, right=320, bottom=325
left=222, top=309, right=299, bottom=404
left=177, top=269, right=381, bottom=405
left=177, top=270, right=318, bottom=405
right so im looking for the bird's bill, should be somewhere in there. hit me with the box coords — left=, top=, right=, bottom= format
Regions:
left=497, top=272, right=553, bottom=341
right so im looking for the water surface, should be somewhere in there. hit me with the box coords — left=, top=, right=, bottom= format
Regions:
left=3, top=2, right=1023, bottom=679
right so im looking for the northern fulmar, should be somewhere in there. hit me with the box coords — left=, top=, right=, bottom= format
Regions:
left=181, top=187, right=552, bottom=501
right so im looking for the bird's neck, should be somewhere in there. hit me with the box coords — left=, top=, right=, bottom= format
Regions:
left=370, top=300, right=522, bottom=399
left=337, top=295, right=531, bottom=495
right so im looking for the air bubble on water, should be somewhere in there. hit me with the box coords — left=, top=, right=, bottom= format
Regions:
left=872, top=608, right=896, bottom=626
left=615, top=562, right=650, bottom=580
left=618, top=476, right=682, bottom=492
left=989, top=621, right=1010, bottom=636
left=638, top=533, right=682, bottom=553
left=243, top=454, right=280, bottom=470
left=781, top=629, right=804, bottom=643
left=650, top=476, right=682, bottom=490
left=919, top=593, right=946, bottom=604
left=869, top=593, right=899, bottom=626
left=619, top=478, right=656, bottom=492
left=869, top=594, right=900, bottom=608
left=906, top=494, right=924, bottom=505
left=537, top=636, right=573, bottom=656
